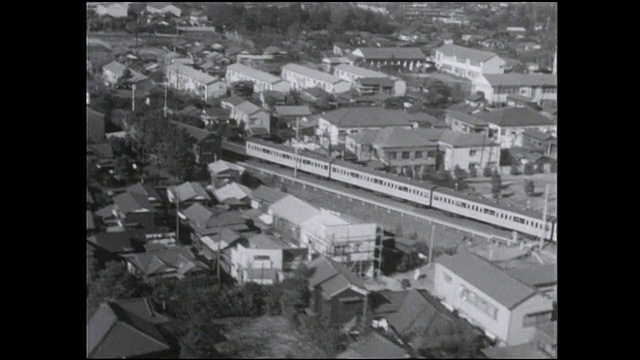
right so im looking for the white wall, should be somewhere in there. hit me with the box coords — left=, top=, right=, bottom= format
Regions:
left=507, top=295, right=554, bottom=346
left=441, top=144, right=501, bottom=171
left=482, top=56, right=506, bottom=74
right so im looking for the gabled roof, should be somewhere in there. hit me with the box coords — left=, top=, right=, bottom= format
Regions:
left=505, top=264, right=557, bottom=288
left=357, top=77, right=395, bottom=87
left=182, top=203, right=217, bottom=228
left=483, top=73, right=557, bottom=87
left=87, top=299, right=171, bottom=358
left=88, top=143, right=114, bottom=159
left=171, top=182, right=211, bottom=202
left=320, top=107, right=415, bottom=129
left=235, top=101, right=264, bottom=116
left=87, top=232, right=136, bottom=254
left=355, top=47, right=426, bottom=60
left=523, top=129, right=555, bottom=142
left=103, top=61, right=128, bottom=75
left=308, top=257, right=367, bottom=297
left=274, top=105, right=313, bottom=117
left=269, top=195, right=320, bottom=226
left=127, top=183, right=161, bottom=201
left=222, top=95, right=246, bottom=107
left=213, top=182, right=252, bottom=202
left=334, top=64, right=388, bottom=78
left=246, top=233, right=288, bottom=250
left=227, top=63, right=283, bottom=84
left=436, top=44, right=498, bottom=64
left=438, top=130, right=494, bottom=148
left=122, top=246, right=209, bottom=276
left=445, top=110, right=489, bottom=127
left=355, top=127, right=437, bottom=148
left=251, top=185, right=288, bottom=204
left=166, top=63, right=218, bottom=85
left=208, top=160, right=245, bottom=175
left=113, top=192, right=155, bottom=214
left=282, top=63, right=344, bottom=84
left=476, top=108, right=556, bottom=127
left=437, top=250, right=537, bottom=309
left=170, top=120, right=215, bottom=142
left=337, top=331, right=409, bottom=358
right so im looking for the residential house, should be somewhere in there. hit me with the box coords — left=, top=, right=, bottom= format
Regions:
left=446, top=110, right=490, bottom=134
left=146, top=2, right=182, bottom=17
left=434, top=250, right=555, bottom=346
left=333, top=42, right=352, bottom=56
left=95, top=2, right=129, bottom=18
left=259, top=90, right=286, bottom=110
left=234, top=101, right=270, bottom=134
left=87, top=232, right=139, bottom=263
left=333, top=64, right=406, bottom=96
left=300, top=209, right=381, bottom=273
left=87, top=107, right=106, bottom=143
left=226, top=63, right=290, bottom=94
left=475, top=108, right=557, bottom=149
left=220, top=95, right=246, bottom=117
left=268, top=195, right=320, bottom=245
left=87, top=298, right=174, bottom=358
left=346, top=126, right=439, bottom=176
left=182, top=203, right=249, bottom=260
left=506, top=264, right=558, bottom=300
left=170, top=121, right=222, bottom=164
left=521, top=129, right=557, bottom=156
left=307, top=256, right=370, bottom=325
left=122, top=246, right=210, bottom=280
left=350, top=47, right=426, bottom=71
left=336, top=330, right=410, bottom=358
left=321, top=56, right=355, bottom=73
left=472, top=73, right=557, bottom=106
left=406, top=111, right=445, bottom=129
left=113, top=191, right=156, bottom=229
left=249, top=185, right=288, bottom=212
left=281, top=63, right=351, bottom=95
left=167, top=181, right=211, bottom=208
left=230, top=234, right=293, bottom=285
left=434, top=44, right=505, bottom=80
left=102, top=61, right=128, bottom=87
left=129, top=227, right=177, bottom=251
left=126, top=182, right=163, bottom=209
left=165, top=63, right=227, bottom=102
left=317, top=107, right=418, bottom=150
left=212, top=182, right=252, bottom=207
left=208, top=159, right=246, bottom=185
left=273, top=105, right=313, bottom=128
left=436, top=129, right=501, bottom=172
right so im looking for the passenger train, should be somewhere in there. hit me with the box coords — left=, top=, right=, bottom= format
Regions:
left=246, top=139, right=557, bottom=242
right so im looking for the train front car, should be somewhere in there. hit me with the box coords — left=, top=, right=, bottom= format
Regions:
left=431, top=187, right=555, bottom=241
left=330, top=160, right=434, bottom=207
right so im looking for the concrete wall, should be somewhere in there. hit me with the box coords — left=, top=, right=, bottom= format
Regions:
left=441, top=143, right=501, bottom=171
left=507, top=295, right=554, bottom=346
left=482, top=56, right=506, bottom=74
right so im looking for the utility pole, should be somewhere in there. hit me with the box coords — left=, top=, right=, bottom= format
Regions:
left=539, top=184, right=550, bottom=249
left=163, top=82, right=168, bottom=117
left=132, top=84, right=136, bottom=111
left=428, top=225, right=435, bottom=265
left=217, top=223, right=221, bottom=280
left=174, top=191, right=180, bottom=244
left=294, top=117, right=300, bottom=178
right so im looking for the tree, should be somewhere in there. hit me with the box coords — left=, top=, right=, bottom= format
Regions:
left=453, top=165, right=469, bottom=180
left=491, top=172, right=502, bottom=200
left=524, top=179, right=535, bottom=197
left=510, top=164, right=521, bottom=175
left=524, top=162, right=535, bottom=175
left=469, top=166, right=478, bottom=178
left=537, top=162, right=545, bottom=174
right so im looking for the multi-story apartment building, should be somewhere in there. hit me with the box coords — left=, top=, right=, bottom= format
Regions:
left=225, top=63, right=290, bottom=94
left=434, top=250, right=554, bottom=346
left=165, top=63, right=227, bottom=102
left=472, top=73, right=557, bottom=106
left=350, top=47, right=426, bottom=71
left=434, top=44, right=505, bottom=80
left=281, top=63, right=351, bottom=94
left=333, top=64, right=406, bottom=96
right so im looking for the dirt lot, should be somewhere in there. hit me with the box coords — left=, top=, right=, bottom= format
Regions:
left=214, top=316, right=327, bottom=359
left=466, top=173, right=557, bottom=217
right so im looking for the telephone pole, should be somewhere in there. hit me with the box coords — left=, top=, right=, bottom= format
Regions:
left=163, top=82, right=168, bottom=117
left=217, top=223, right=221, bottom=280
left=132, top=84, right=136, bottom=111
left=294, top=117, right=300, bottom=178
left=539, top=184, right=550, bottom=249
left=174, top=192, right=180, bottom=244
left=428, top=225, right=435, bottom=265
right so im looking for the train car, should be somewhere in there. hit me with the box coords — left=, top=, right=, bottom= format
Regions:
left=331, top=160, right=436, bottom=207
left=246, top=139, right=331, bottom=178
left=431, top=187, right=555, bottom=241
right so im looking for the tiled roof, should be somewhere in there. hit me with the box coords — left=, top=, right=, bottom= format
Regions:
left=208, top=160, right=245, bottom=175
left=122, top=246, right=209, bottom=277
left=87, top=232, right=136, bottom=254
left=355, top=47, right=426, bottom=60
left=274, top=105, right=313, bottom=117
left=103, top=61, right=127, bottom=75
left=269, top=195, right=320, bottom=226
left=320, top=107, right=415, bottom=128
left=308, top=257, right=367, bottom=297
left=171, top=182, right=211, bottom=202
left=436, top=44, right=497, bottom=64
left=437, top=250, right=537, bottom=309
left=446, top=110, right=488, bottom=127
left=222, top=95, right=246, bottom=107
left=523, top=129, right=555, bottom=142
left=334, top=64, right=388, bottom=78
left=113, top=192, right=154, bottom=213
left=483, top=73, right=557, bottom=87
left=182, top=203, right=216, bottom=229
left=235, top=101, right=263, bottom=116
left=438, top=129, right=494, bottom=148
left=250, top=185, right=288, bottom=204
left=127, top=183, right=161, bottom=201
left=476, top=108, right=556, bottom=127
left=213, top=182, right=252, bottom=202
left=166, top=63, right=218, bottom=85
left=357, top=77, right=395, bottom=87
left=87, top=299, right=171, bottom=358
left=282, top=63, right=344, bottom=84
left=505, top=264, right=557, bottom=288
left=246, top=234, right=288, bottom=250
left=111, top=298, right=170, bottom=325
left=170, top=120, right=215, bottom=142
left=406, top=111, right=440, bottom=125
left=368, top=127, right=438, bottom=148
left=227, top=63, right=283, bottom=84
left=339, top=331, right=409, bottom=358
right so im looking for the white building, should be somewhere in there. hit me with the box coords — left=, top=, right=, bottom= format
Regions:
left=350, top=47, right=426, bottom=71
left=333, top=64, right=406, bottom=96
left=281, top=63, right=351, bottom=94
left=226, top=63, right=290, bottom=94
left=145, top=2, right=182, bottom=17
left=230, top=234, right=286, bottom=285
left=165, top=63, right=227, bottom=102
left=95, top=2, right=129, bottom=18
left=475, top=108, right=557, bottom=149
left=472, top=74, right=557, bottom=106
left=434, top=44, right=505, bottom=80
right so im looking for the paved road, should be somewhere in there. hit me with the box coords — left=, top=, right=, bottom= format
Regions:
left=239, top=160, right=517, bottom=242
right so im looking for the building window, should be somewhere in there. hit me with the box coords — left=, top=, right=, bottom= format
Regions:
left=523, top=311, right=553, bottom=327
left=388, top=152, right=397, bottom=160
left=469, top=150, right=477, bottom=156
left=402, top=151, right=410, bottom=159
left=500, top=129, right=506, bottom=136
left=415, top=151, right=423, bottom=158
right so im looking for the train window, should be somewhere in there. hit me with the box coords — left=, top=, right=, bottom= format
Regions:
left=460, top=202, right=467, bottom=208
left=513, top=216, right=525, bottom=224
left=434, top=195, right=440, bottom=201
left=399, top=186, right=408, bottom=192
left=484, top=208, right=495, bottom=216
